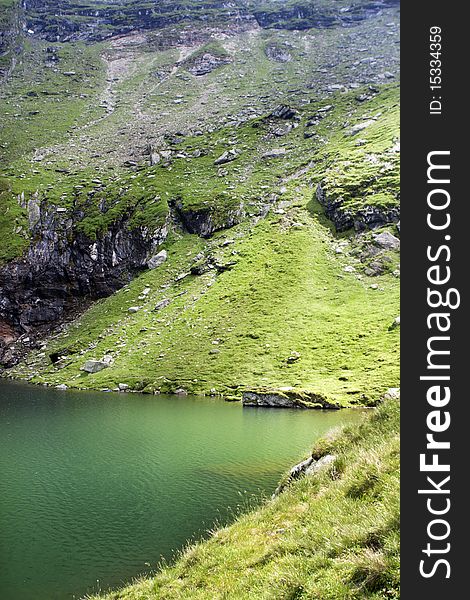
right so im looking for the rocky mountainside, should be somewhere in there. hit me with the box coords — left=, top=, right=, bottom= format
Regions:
left=20, top=0, right=400, bottom=41
left=0, top=0, right=400, bottom=404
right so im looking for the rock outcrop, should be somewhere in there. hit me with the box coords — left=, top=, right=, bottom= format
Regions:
left=273, top=454, right=336, bottom=496
left=242, top=388, right=340, bottom=409
left=21, top=0, right=400, bottom=43
left=316, top=183, right=400, bottom=232
left=252, top=0, right=400, bottom=30
left=169, top=199, right=244, bottom=238
left=0, top=200, right=169, bottom=365
left=23, top=0, right=256, bottom=42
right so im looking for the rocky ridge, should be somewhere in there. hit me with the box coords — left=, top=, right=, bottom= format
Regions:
left=21, top=0, right=400, bottom=42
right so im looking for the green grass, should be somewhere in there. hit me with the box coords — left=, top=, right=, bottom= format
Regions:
left=9, top=198, right=399, bottom=404
left=2, top=21, right=399, bottom=404
left=0, top=72, right=400, bottom=263
left=4, top=79, right=400, bottom=402
left=87, top=396, right=400, bottom=600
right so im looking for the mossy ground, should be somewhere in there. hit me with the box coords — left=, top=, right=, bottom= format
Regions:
left=87, top=397, right=399, bottom=600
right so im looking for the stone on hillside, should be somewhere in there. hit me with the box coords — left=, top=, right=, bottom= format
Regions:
left=373, top=231, right=400, bottom=250
left=289, top=456, right=314, bottom=479
left=287, top=351, right=301, bottom=363
left=262, top=148, right=286, bottom=159
left=188, top=53, right=231, bottom=76
left=82, top=357, right=112, bottom=374
left=348, top=120, right=375, bottom=135
left=270, top=105, right=297, bottom=119
left=305, top=454, right=336, bottom=476
left=128, top=306, right=141, bottom=313
left=214, top=149, right=239, bottom=165
left=389, top=316, right=400, bottom=330
left=150, top=152, right=160, bottom=166
left=273, top=453, right=337, bottom=496
left=148, top=249, right=167, bottom=270
left=265, top=45, right=292, bottom=62
left=273, top=124, right=292, bottom=136
left=153, top=298, right=170, bottom=312
left=317, top=105, right=333, bottom=113
left=381, top=387, right=400, bottom=401
left=118, top=383, right=129, bottom=391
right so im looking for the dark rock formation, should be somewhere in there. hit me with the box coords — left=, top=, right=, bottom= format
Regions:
left=252, top=0, right=400, bottom=31
left=169, top=199, right=244, bottom=238
left=270, top=105, right=297, bottom=120
left=22, top=0, right=256, bottom=43
left=316, top=183, right=400, bottom=232
left=242, top=388, right=340, bottom=409
left=187, top=52, right=231, bottom=76
left=0, top=200, right=169, bottom=365
left=21, top=0, right=400, bottom=43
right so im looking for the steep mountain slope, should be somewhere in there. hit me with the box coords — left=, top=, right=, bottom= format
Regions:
left=0, top=0, right=400, bottom=404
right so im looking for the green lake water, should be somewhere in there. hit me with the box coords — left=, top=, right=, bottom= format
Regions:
left=0, top=380, right=364, bottom=600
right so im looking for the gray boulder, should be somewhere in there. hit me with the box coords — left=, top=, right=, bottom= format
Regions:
left=373, top=231, right=400, bottom=250
left=82, top=356, right=113, bottom=374
left=214, top=149, right=239, bottom=165
left=148, top=249, right=168, bottom=270
left=270, top=105, right=297, bottom=119
left=262, top=148, right=286, bottom=159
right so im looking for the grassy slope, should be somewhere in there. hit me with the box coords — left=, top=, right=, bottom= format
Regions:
left=0, top=37, right=106, bottom=261
left=6, top=83, right=400, bottom=404
left=0, top=8, right=399, bottom=262
left=89, top=397, right=399, bottom=600
left=11, top=210, right=399, bottom=404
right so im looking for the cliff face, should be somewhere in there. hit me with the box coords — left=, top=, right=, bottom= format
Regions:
left=23, top=0, right=255, bottom=42
left=21, top=0, right=400, bottom=41
left=251, top=0, right=400, bottom=30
